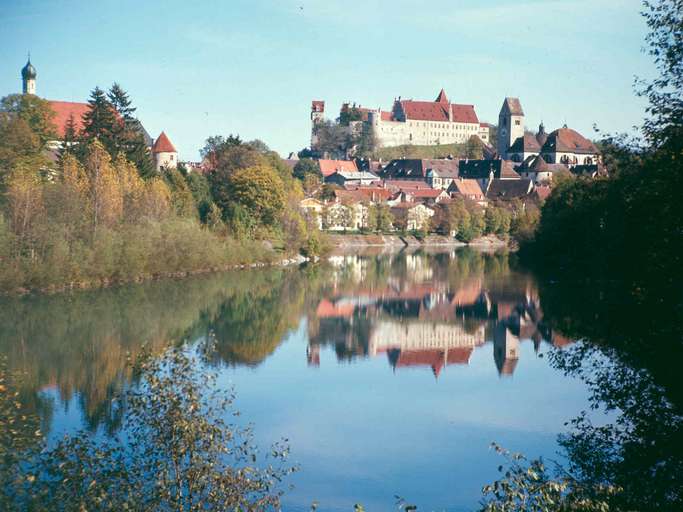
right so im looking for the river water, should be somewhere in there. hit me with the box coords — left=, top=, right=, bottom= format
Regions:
left=0, top=249, right=636, bottom=510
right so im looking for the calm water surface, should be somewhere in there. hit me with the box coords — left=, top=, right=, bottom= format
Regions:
left=1, top=249, right=607, bottom=511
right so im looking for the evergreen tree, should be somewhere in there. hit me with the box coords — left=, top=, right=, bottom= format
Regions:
left=82, top=87, right=118, bottom=156
left=58, top=114, right=77, bottom=163
left=106, top=84, right=154, bottom=179
left=107, top=83, right=136, bottom=120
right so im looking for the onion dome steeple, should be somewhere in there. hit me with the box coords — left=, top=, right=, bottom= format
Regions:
left=21, top=57, right=37, bottom=80
left=21, top=55, right=37, bottom=95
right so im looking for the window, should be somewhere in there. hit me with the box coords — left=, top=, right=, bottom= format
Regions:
left=515, top=120, right=521, bottom=126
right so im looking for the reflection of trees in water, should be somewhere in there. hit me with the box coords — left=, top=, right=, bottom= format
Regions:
left=0, top=268, right=319, bottom=433
left=539, top=277, right=683, bottom=510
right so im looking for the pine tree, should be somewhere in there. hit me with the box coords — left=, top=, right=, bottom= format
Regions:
left=82, top=87, right=118, bottom=156
left=107, top=83, right=136, bottom=120
left=58, top=113, right=78, bottom=163
left=107, top=84, right=154, bottom=179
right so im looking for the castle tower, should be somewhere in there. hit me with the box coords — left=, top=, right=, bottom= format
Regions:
left=21, top=56, right=37, bottom=95
left=497, top=98, right=524, bottom=158
left=310, top=100, right=325, bottom=148
left=152, top=131, right=178, bottom=171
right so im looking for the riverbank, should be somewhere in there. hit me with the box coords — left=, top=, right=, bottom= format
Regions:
left=326, top=233, right=510, bottom=249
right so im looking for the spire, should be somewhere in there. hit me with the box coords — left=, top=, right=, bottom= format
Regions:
left=435, top=88, right=449, bottom=104
left=152, top=131, right=177, bottom=153
left=21, top=54, right=37, bottom=95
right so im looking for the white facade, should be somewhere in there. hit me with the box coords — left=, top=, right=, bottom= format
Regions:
left=154, top=151, right=177, bottom=171
left=369, top=110, right=483, bottom=148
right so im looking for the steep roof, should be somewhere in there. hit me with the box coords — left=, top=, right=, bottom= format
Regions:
left=501, top=97, right=524, bottom=116
left=459, top=159, right=520, bottom=180
left=318, top=159, right=358, bottom=177
left=311, top=100, right=325, bottom=112
left=509, top=133, right=542, bottom=153
left=541, top=127, right=598, bottom=154
left=530, top=154, right=548, bottom=172
left=383, top=158, right=459, bottom=179
left=152, top=131, right=177, bottom=153
left=47, top=100, right=90, bottom=139
left=486, top=179, right=534, bottom=200
left=435, top=88, right=449, bottom=103
left=449, top=178, right=484, bottom=199
left=399, top=99, right=479, bottom=124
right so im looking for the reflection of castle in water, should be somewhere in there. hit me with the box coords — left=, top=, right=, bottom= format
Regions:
left=308, top=253, right=573, bottom=377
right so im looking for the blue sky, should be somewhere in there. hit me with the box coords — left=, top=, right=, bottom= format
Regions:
left=1, top=0, right=652, bottom=159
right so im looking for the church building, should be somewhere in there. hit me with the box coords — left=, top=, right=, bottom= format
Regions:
left=17, top=57, right=175, bottom=168
left=496, top=97, right=599, bottom=167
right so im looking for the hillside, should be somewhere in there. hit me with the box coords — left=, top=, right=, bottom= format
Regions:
left=372, top=142, right=468, bottom=161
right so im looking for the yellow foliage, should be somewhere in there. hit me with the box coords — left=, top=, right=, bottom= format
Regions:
left=143, top=178, right=172, bottom=220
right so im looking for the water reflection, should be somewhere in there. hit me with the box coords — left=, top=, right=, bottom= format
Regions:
left=309, top=251, right=571, bottom=378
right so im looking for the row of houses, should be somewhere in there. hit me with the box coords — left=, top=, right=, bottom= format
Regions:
left=298, top=156, right=561, bottom=231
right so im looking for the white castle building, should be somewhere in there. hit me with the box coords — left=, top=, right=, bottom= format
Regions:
left=311, top=89, right=491, bottom=149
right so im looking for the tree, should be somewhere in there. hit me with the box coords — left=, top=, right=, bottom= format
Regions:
left=163, top=167, right=197, bottom=218
left=465, top=135, right=484, bottom=159
left=293, top=158, right=320, bottom=182
left=228, top=164, right=286, bottom=228
left=639, top=0, right=683, bottom=149
left=0, top=93, right=56, bottom=147
left=0, top=114, right=46, bottom=190
left=83, top=140, right=122, bottom=231
left=58, top=114, right=78, bottom=162
left=82, top=87, right=119, bottom=157
left=367, top=203, right=393, bottom=232
left=352, top=123, right=378, bottom=158
left=3, top=347, right=295, bottom=511
left=185, top=171, right=213, bottom=222
left=312, top=120, right=350, bottom=158
left=107, top=84, right=154, bottom=178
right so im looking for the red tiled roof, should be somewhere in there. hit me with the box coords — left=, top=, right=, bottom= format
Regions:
left=47, top=100, right=90, bottom=139
left=318, top=159, right=358, bottom=177
left=435, top=88, right=449, bottom=103
left=450, top=104, right=479, bottom=124
left=312, top=100, right=324, bottom=112
left=342, top=186, right=394, bottom=201
left=380, top=111, right=394, bottom=121
left=152, top=131, right=177, bottom=153
left=449, top=178, right=484, bottom=199
left=541, top=127, right=598, bottom=154
left=408, top=189, right=443, bottom=198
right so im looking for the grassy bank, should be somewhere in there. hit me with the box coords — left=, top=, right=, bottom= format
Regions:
left=0, top=217, right=281, bottom=294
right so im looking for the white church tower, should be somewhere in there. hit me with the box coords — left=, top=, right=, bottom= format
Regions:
left=21, top=56, right=37, bottom=95
left=497, top=97, right=524, bottom=158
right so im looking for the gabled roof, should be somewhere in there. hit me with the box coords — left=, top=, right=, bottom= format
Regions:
left=541, top=127, right=598, bottom=154
left=435, top=88, right=449, bottom=103
left=501, top=97, right=524, bottom=116
left=486, top=179, right=534, bottom=200
left=318, top=159, right=358, bottom=177
left=47, top=100, right=90, bottom=139
left=312, top=100, right=325, bottom=112
left=459, top=159, right=520, bottom=180
left=509, top=133, right=541, bottom=153
left=383, top=158, right=459, bottom=179
left=398, top=99, right=479, bottom=124
left=530, top=154, right=548, bottom=171
left=448, top=178, right=484, bottom=199
left=152, top=131, right=177, bottom=153
left=328, top=170, right=378, bottom=181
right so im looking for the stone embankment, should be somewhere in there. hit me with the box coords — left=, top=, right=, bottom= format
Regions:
left=326, top=234, right=509, bottom=249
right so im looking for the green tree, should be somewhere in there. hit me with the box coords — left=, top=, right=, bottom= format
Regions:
left=312, top=120, right=350, bottom=158
left=465, top=135, right=484, bottom=159
left=107, top=83, right=154, bottom=178
left=58, top=113, right=78, bottom=162
left=228, top=164, right=286, bottom=227
left=0, top=93, right=56, bottom=147
left=81, top=87, right=119, bottom=156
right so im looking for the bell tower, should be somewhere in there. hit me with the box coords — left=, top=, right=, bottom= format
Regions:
left=21, top=55, right=37, bottom=95
left=497, top=97, right=524, bottom=158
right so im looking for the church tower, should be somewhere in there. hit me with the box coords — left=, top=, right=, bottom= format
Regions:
left=497, top=97, right=524, bottom=158
left=310, top=100, right=325, bottom=148
left=21, top=56, right=37, bottom=95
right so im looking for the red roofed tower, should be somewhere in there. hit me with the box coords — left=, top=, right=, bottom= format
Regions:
left=152, top=131, right=178, bottom=171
